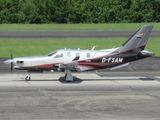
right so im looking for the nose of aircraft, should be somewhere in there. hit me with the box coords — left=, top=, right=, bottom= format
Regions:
left=4, top=59, right=14, bottom=65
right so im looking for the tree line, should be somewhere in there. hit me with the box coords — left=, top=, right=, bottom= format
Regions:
left=0, top=0, right=160, bottom=24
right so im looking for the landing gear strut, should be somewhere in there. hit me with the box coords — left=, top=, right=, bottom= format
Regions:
left=64, top=69, right=73, bottom=82
left=25, top=71, right=31, bottom=81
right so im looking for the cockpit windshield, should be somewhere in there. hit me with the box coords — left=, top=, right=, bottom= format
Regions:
left=47, top=51, right=57, bottom=56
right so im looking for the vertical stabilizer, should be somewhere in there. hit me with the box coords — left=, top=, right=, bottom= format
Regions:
left=116, top=25, right=153, bottom=53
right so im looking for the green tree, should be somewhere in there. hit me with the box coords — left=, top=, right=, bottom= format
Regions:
left=0, top=0, right=159, bottom=23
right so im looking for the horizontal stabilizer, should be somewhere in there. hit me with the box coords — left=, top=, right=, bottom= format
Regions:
left=140, top=50, right=154, bottom=56
left=110, top=62, right=130, bottom=70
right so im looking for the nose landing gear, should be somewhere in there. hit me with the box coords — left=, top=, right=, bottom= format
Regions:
left=25, top=71, right=31, bottom=81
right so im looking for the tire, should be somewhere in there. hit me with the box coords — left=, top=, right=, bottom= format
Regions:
left=25, top=76, right=31, bottom=81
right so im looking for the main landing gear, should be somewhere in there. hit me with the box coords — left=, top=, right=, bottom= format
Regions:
left=25, top=71, right=31, bottom=81
left=24, top=70, right=73, bottom=82
left=64, top=69, right=73, bottom=82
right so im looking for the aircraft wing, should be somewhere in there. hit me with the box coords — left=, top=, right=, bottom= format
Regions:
left=59, top=56, right=80, bottom=71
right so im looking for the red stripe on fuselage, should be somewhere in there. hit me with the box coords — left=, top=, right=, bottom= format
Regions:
left=78, top=45, right=145, bottom=69
left=30, top=63, right=60, bottom=68
left=79, top=45, right=145, bottom=63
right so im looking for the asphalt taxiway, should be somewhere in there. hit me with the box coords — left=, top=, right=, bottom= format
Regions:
left=0, top=73, right=160, bottom=119
left=0, top=29, right=159, bottom=38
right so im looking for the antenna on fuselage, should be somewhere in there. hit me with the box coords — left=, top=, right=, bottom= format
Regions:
left=92, top=46, right=97, bottom=50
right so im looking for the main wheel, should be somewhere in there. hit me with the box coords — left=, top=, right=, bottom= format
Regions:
left=25, top=76, right=31, bottom=81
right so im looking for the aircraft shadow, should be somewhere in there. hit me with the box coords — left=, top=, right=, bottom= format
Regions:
left=139, top=77, right=155, bottom=81
left=58, top=76, right=83, bottom=84
left=14, top=79, right=55, bottom=81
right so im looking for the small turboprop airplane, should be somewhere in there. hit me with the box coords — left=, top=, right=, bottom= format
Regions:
left=4, top=25, right=154, bottom=81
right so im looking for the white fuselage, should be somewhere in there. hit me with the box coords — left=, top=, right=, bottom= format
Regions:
left=9, top=48, right=117, bottom=72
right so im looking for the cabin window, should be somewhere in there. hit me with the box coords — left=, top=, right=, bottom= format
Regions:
left=67, top=52, right=71, bottom=57
left=47, top=51, right=57, bottom=56
left=75, top=53, right=79, bottom=57
left=54, top=53, right=63, bottom=58
left=86, top=53, right=90, bottom=58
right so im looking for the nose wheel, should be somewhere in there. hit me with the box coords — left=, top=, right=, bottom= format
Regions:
left=25, top=71, right=31, bottom=81
left=25, top=76, right=31, bottom=81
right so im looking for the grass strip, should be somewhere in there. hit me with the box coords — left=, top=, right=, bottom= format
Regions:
left=0, top=37, right=159, bottom=58
left=0, top=23, right=160, bottom=30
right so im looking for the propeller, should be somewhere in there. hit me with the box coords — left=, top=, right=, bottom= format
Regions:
left=10, top=50, right=14, bottom=74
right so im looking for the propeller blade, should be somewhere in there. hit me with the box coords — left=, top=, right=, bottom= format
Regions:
left=10, top=49, right=13, bottom=73
left=10, top=50, right=13, bottom=60
left=11, top=62, right=13, bottom=74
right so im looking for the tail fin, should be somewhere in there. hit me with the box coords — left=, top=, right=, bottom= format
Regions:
left=116, top=25, right=153, bottom=53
